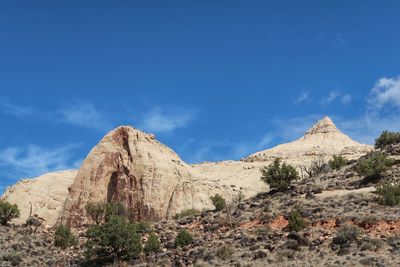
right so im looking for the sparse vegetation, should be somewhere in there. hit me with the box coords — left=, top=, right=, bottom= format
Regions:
left=261, top=158, right=299, bottom=192
left=301, top=158, right=328, bottom=178
left=84, top=215, right=142, bottom=260
left=357, top=151, right=394, bottom=183
left=359, top=237, right=384, bottom=251
left=85, top=202, right=105, bottom=224
left=173, top=209, right=200, bottom=219
left=255, top=226, right=271, bottom=236
left=375, top=182, right=400, bottom=206
left=175, top=229, right=193, bottom=247
left=0, top=201, right=20, bottom=225
left=144, top=232, right=161, bottom=255
left=375, top=130, right=400, bottom=149
left=333, top=225, right=361, bottom=245
left=210, top=194, right=226, bottom=211
left=329, top=155, right=348, bottom=170
left=216, top=245, right=234, bottom=260
left=287, top=210, right=307, bottom=232
left=3, top=252, right=22, bottom=266
left=54, top=225, right=78, bottom=249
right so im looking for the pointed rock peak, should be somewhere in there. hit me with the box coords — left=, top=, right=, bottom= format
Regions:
left=305, top=116, right=339, bottom=136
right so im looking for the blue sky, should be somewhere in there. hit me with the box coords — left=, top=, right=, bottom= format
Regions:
left=1, top=1, right=400, bottom=193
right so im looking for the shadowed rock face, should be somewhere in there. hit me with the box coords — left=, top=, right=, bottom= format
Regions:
left=61, top=126, right=225, bottom=227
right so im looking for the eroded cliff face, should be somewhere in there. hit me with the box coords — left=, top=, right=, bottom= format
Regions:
left=61, top=126, right=227, bottom=227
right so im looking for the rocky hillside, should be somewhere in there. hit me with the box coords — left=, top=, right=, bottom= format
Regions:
left=1, top=116, right=373, bottom=227
left=1, top=146, right=400, bottom=267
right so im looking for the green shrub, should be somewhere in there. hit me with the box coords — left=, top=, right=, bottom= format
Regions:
left=54, top=225, right=78, bottom=249
left=261, top=158, right=299, bottom=192
left=357, top=151, right=394, bottom=183
left=375, top=130, right=400, bottom=149
left=131, top=221, right=149, bottom=234
left=104, top=202, right=127, bottom=221
left=0, top=201, right=20, bottom=225
left=144, top=232, right=161, bottom=255
left=287, top=211, right=307, bottom=232
left=329, top=155, right=348, bottom=170
left=175, top=229, right=193, bottom=247
left=85, top=202, right=105, bottom=224
left=359, top=237, right=383, bottom=251
left=375, top=182, right=400, bottom=206
left=173, top=209, right=200, bottom=220
left=85, top=216, right=142, bottom=260
left=210, top=194, right=226, bottom=211
left=333, top=225, right=361, bottom=245
left=216, top=245, right=234, bottom=260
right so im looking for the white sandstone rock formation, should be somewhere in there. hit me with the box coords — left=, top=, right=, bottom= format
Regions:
left=61, top=126, right=232, bottom=227
left=242, top=116, right=372, bottom=166
left=2, top=116, right=373, bottom=226
left=1, top=170, right=77, bottom=226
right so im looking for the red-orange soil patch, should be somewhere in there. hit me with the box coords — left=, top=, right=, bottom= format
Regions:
left=268, top=215, right=288, bottom=230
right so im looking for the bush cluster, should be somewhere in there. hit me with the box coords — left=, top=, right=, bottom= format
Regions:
left=175, top=229, right=193, bottom=247
left=144, top=232, right=161, bottom=255
left=261, top=158, right=299, bottom=192
left=85, top=215, right=142, bottom=260
left=375, top=130, right=400, bottom=149
left=54, top=225, right=78, bottom=249
left=329, top=155, right=348, bottom=170
left=85, top=202, right=127, bottom=224
left=333, top=225, right=361, bottom=245
left=357, top=151, right=394, bottom=183
left=0, top=201, right=20, bottom=225
left=375, top=182, right=400, bottom=206
left=287, top=211, right=307, bottom=232
left=210, top=194, right=226, bottom=211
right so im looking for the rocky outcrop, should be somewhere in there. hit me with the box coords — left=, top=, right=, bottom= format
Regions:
left=1, top=170, right=77, bottom=226
left=242, top=116, right=372, bottom=166
left=3, top=116, right=374, bottom=227
left=61, top=126, right=230, bottom=227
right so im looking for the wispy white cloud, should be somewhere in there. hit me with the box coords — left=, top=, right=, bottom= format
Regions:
left=0, top=98, right=35, bottom=118
left=138, top=107, right=197, bottom=133
left=368, top=76, right=400, bottom=110
left=341, top=94, right=352, bottom=104
left=0, top=144, right=81, bottom=178
left=60, top=103, right=111, bottom=131
left=321, top=90, right=352, bottom=105
left=295, top=91, right=311, bottom=103
left=331, top=33, right=347, bottom=48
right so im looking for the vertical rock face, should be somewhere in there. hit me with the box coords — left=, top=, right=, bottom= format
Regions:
left=61, top=126, right=223, bottom=227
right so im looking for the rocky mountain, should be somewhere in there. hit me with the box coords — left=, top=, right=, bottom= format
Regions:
left=2, top=116, right=372, bottom=227
left=61, top=126, right=231, bottom=227
left=243, top=116, right=372, bottom=165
